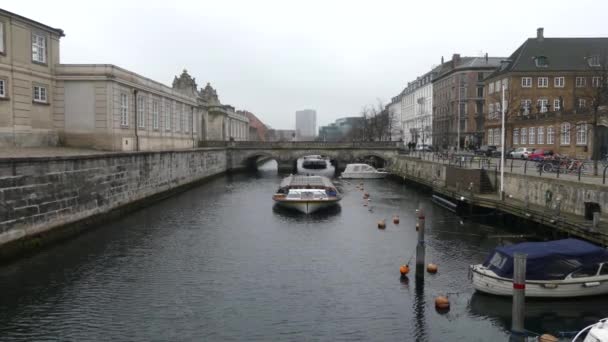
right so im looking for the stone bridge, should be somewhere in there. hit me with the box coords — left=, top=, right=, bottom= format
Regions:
left=200, top=141, right=403, bottom=171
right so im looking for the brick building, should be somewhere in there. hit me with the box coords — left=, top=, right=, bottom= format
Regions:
left=484, top=28, right=608, bottom=159
left=432, top=54, right=504, bottom=150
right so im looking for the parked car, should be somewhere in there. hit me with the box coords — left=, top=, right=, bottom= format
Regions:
left=416, top=144, right=433, bottom=152
left=475, top=145, right=497, bottom=157
left=528, top=149, right=553, bottom=161
left=510, top=147, right=535, bottom=159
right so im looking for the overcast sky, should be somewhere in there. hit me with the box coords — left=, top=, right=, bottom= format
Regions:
left=7, top=0, right=608, bottom=129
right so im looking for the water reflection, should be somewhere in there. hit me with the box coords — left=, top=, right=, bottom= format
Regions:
left=469, top=292, right=608, bottom=336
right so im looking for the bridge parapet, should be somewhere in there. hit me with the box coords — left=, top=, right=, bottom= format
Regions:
left=200, top=140, right=403, bottom=150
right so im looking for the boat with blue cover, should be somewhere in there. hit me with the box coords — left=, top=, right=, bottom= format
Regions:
left=470, top=239, right=608, bottom=297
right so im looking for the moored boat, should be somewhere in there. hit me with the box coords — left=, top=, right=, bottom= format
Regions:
left=297, top=155, right=333, bottom=176
left=273, top=175, right=341, bottom=214
left=340, top=163, right=388, bottom=179
left=470, top=239, right=608, bottom=298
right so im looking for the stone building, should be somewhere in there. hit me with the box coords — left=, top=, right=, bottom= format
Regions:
left=401, top=67, right=439, bottom=146
left=432, top=54, right=504, bottom=150
left=197, top=82, right=248, bottom=141
left=387, top=94, right=403, bottom=142
left=0, top=9, right=64, bottom=147
left=484, top=28, right=608, bottom=159
left=55, top=65, right=201, bottom=151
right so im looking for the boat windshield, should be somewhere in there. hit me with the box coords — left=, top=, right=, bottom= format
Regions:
left=570, top=264, right=600, bottom=278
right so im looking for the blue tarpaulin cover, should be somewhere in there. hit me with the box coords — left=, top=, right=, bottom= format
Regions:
left=483, top=238, right=608, bottom=280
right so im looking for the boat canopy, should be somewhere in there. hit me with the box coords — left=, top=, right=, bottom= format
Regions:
left=483, top=239, right=608, bottom=280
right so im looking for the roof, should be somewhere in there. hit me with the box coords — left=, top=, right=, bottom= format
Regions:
left=434, top=56, right=505, bottom=82
left=0, top=8, right=65, bottom=37
left=280, top=175, right=334, bottom=188
left=488, top=37, right=608, bottom=78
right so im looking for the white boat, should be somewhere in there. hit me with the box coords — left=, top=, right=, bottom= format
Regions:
left=573, top=318, right=608, bottom=341
left=273, top=175, right=341, bottom=214
left=297, top=155, right=334, bottom=176
left=471, top=239, right=608, bottom=298
left=340, top=163, right=388, bottom=179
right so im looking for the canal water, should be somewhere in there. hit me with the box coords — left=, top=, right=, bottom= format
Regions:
left=1, top=161, right=607, bottom=341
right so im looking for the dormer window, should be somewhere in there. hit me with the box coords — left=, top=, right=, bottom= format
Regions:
left=588, top=55, right=601, bottom=67
left=534, top=56, right=548, bottom=68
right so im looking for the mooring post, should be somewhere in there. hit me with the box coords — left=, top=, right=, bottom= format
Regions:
left=511, top=252, right=527, bottom=341
left=415, top=209, right=426, bottom=280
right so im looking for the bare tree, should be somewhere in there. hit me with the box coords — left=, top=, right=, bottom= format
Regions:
left=586, top=53, right=608, bottom=175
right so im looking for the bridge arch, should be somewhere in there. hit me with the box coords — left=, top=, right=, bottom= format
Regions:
left=241, top=151, right=281, bottom=170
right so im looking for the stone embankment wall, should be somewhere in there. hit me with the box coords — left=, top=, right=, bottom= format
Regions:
left=390, top=155, right=607, bottom=219
left=0, top=148, right=227, bottom=251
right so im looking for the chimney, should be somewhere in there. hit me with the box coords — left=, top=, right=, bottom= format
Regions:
left=441, top=56, right=444, bottom=64
left=452, top=53, right=461, bottom=67
left=485, top=53, right=488, bottom=63
left=537, top=27, right=544, bottom=42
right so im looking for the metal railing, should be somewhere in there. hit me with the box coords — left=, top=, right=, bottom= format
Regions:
left=399, top=152, right=608, bottom=185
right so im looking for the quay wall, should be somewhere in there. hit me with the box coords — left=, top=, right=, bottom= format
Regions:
left=0, top=148, right=227, bottom=257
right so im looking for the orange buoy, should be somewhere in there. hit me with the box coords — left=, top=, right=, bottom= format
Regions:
left=427, top=263, right=438, bottom=274
left=393, top=215, right=400, bottom=224
left=435, top=296, right=450, bottom=311
left=539, top=334, right=558, bottom=342
left=377, top=220, right=386, bottom=229
left=399, top=264, right=410, bottom=275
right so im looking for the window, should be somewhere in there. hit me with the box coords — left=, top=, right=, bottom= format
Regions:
left=521, top=99, right=531, bottom=115
left=554, top=98, right=561, bottom=111
left=576, top=77, right=586, bottom=88
left=165, top=100, right=171, bottom=131
left=554, top=77, right=565, bottom=88
left=529, top=127, right=535, bottom=144
left=538, top=99, right=549, bottom=113
left=494, top=81, right=501, bottom=92
left=32, top=33, right=47, bottom=63
left=494, top=128, right=501, bottom=146
left=538, top=77, right=549, bottom=88
left=120, top=93, right=128, bottom=126
left=538, top=127, right=545, bottom=144
left=592, top=77, right=601, bottom=87
left=182, top=104, right=188, bottom=132
left=547, top=126, right=555, bottom=144
left=577, top=124, right=588, bottom=145
left=477, top=73, right=484, bottom=82
left=578, top=98, right=587, bottom=109
left=588, top=55, right=600, bottom=67
left=513, top=128, right=519, bottom=145
left=137, top=96, right=145, bottom=128
left=561, top=122, right=571, bottom=145
left=488, top=103, right=494, bottom=117
left=521, top=128, right=527, bottom=144
left=0, top=22, right=4, bottom=54
left=0, top=79, right=5, bottom=98
left=502, top=78, right=508, bottom=90
left=535, top=56, right=548, bottom=67
left=489, top=82, right=494, bottom=94
left=33, top=85, right=48, bottom=103
left=495, top=102, right=501, bottom=117
left=152, top=100, right=159, bottom=130
left=477, top=86, right=484, bottom=97
left=488, top=129, right=494, bottom=145
left=521, top=77, right=532, bottom=88
left=192, top=110, right=197, bottom=133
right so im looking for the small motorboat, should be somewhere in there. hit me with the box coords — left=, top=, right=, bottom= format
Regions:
left=273, top=175, right=341, bottom=214
left=296, top=155, right=333, bottom=176
left=573, top=317, right=608, bottom=341
left=470, top=239, right=608, bottom=298
left=340, top=163, right=388, bottom=179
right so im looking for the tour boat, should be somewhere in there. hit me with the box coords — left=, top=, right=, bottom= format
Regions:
left=340, top=163, right=388, bottom=179
left=470, top=239, right=608, bottom=298
left=272, top=175, right=341, bottom=214
left=297, top=155, right=333, bottom=176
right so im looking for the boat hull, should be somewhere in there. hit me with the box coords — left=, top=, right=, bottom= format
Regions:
left=340, top=172, right=388, bottom=179
left=471, top=265, right=608, bottom=298
left=274, top=199, right=340, bottom=214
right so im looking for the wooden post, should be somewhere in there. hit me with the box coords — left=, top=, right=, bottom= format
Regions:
left=415, top=209, right=425, bottom=279
left=511, top=252, right=527, bottom=340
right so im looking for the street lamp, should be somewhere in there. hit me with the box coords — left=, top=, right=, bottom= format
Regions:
left=500, top=81, right=506, bottom=200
